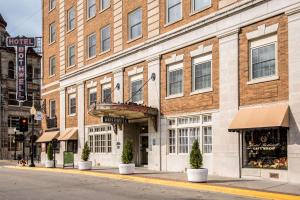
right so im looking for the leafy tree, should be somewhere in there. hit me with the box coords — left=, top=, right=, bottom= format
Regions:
left=81, top=142, right=91, bottom=162
left=47, top=143, right=53, bottom=161
left=189, top=140, right=203, bottom=169
left=122, top=140, right=133, bottom=164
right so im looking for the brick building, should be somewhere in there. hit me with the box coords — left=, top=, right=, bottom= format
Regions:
left=40, top=0, right=300, bottom=183
left=0, top=14, right=42, bottom=160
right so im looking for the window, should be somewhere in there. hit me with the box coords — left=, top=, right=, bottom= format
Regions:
left=250, top=35, right=277, bottom=80
left=66, top=141, right=78, bottom=153
left=89, top=87, right=97, bottom=105
left=128, top=8, right=142, bottom=40
left=203, top=126, right=212, bottom=153
left=167, top=0, right=182, bottom=24
left=100, top=25, right=110, bottom=52
left=8, top=61, right=14, bottom=79
left=49, top=0, right=56, bottom=11
left=49, top=56, right=56, bottom=76
left=88, top=33, right=96, bottom=58
left=243, top=129, right=287, bottom=169
left=27, top=64, right=33, bottom=82
left=89, top=135, right=94, bottom=153
left=168, top=129, right=176, bottom=154
left=69, top=94, right=76, bottom=115
left=192, top=0, right=211, bottom=13
left=102, top=84, right=111, bottom=103
left=49, top=100, right=56, bottom=119
left=68, top=7, right=75, bottom=31
left=68, top=45, right=75, bottom=67
left=87, top=0, right=96, bottom=19
left=130, top=75, right=143, bottom=103
left=90, top=126, right=113, bottom=153
left=100, top=0, right=110, bottom=10
left=192, top=55, right=212, bottom=91
left=49, top=22, right=56, bottom=43
left=167, top=63, right=183, bottom=96
left=167, top=114, right=212, bottom=155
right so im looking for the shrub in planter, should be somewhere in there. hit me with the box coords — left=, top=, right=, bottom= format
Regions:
left=119, top=140, right=135, bottom=175
left=45, top=143, right=54, bottom=168
left=79, top=142, right=92, bottom=170
left=187, top=140, right=208, bottom=182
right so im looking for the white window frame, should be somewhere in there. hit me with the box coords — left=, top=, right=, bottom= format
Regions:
left=130, top=73, right=143, bottom=104
left=167, top=114, right=212, bottom=155
left=166, top=0, right=182, bottom=25
left=87, top=33, right=96, bottom=58
left=128, top=8, right=142, bottom=41
left=68, top=44, right=76, bottom=67
left=191, top=54, right=213, bottom=94
left=49, top=22, right=56, bottom=44
left=68, top=93, right=76, bottom=116
left=248, top=35, right=278, bottom=84
left=87, top=0, right=96, bottom=19
left=202, top=126, right=212, bottom=154
left=100, top=0, right=110, bottom=11
left=49, top=56, right=56, bottom=76
left=49, top=100, right=56, bottom=119
left=49, top=0, right=56, bottom=11
left=67, top=7, right=76, bottom=31
left=100, top=25, right=110, bottom=52
left=89, top=125, right=113, bottom=154
left=167, top=63, right=183, bottom=98
left=101, top=83, right=111, bottom=103
left=191, top=0, right=211, bottom=14
left=89, top=87, right=97, bottom=105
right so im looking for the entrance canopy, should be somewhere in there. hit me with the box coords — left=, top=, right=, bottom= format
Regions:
left=229, top=104, right=289, bottom=132
left=36, top=131, right=59, bottom=143
left=89, top=102, right=158, bottom=119
left=58, top=128, right=78, bottom=141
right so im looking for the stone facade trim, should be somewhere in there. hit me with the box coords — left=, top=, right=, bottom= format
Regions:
left=246, top=24, right=279, bottom=40
left=87, top=80, right=98, bottom=88
left=67, top=87, right=77, bottom=94
left=100, top=76, right=112, bottom=84
left=127, top=66, right=144, bottom=76
left=190, top=44, right=213, bottom=57
left=165, top=54, right=184, bottom=65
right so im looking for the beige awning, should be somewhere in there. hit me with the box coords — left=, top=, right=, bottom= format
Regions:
left=228, top=104, right=289, bottom=132
left=36, top=131, right=59, bottom=143
left=58, top=128, right=78, bottom=141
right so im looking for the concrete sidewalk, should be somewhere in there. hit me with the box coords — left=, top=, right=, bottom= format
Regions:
left=2, top=160, right=300, bottom=197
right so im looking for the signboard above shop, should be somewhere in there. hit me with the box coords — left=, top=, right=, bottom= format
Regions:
left=6, top=36, right=36, bottom=102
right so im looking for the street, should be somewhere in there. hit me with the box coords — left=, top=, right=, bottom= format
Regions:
left=0, top=166, right=256, bottom=200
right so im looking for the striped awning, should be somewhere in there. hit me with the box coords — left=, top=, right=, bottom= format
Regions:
left=36, top=131, right=59, bottom=143
left=58, top=128, right=78, bottom=141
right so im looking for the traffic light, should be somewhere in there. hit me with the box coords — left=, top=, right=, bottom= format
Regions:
left=19, top=117, right=28, bottom=132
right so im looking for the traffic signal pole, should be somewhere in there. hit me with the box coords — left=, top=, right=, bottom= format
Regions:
left=22, top=132, right=25, bottom=160
left=29, top=114, right=35, bottom=167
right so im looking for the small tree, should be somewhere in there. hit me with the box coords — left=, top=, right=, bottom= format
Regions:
left=189, top=140, right=203, bottom=169
left=81, top=142, right=91, bottom=162
left=47, top=143, right=54, bottom=161
left=122, top=140, right=133, bottom=164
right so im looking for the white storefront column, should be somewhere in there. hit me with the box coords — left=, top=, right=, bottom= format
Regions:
left=77, top=82, right=85, bottom=162
left=214, top=29, right=240, bottom=177
left=147, top=56, right=161, bottom=171
left=58, top=88, right=66, bottom=164
left=287, top=7, right=300, bottom=184
left=113, top=69, right=124, bottom=163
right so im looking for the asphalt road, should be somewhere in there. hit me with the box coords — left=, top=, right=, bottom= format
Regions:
left=0, top=166, right=256, bottom=200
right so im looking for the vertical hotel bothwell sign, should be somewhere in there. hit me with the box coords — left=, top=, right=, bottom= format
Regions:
left=6, top=36, right=36, bottom=102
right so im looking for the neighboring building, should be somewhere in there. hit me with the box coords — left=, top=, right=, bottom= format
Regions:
left=0, top=14, right=42, bottom=160
left=40, top=0, right=300, bottom=183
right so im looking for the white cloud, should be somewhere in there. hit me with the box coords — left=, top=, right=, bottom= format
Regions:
left=0, top=0, right=42, bottom=37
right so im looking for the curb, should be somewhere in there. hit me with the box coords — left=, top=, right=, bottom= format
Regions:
left=4, top=166, right=300, bottom=200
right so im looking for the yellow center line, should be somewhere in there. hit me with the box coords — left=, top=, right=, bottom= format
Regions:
left=4, top=166, right=300, bottom=200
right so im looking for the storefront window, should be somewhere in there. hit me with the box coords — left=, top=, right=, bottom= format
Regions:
left=243, top=129, right=287, bottom=169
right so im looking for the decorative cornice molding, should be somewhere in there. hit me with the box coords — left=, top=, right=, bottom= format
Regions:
left=128, top=66, right=144, bottom=76
left=190, top=44, right=213, bottom=57
left=165, top=54, right=184, bottom=65
left=246, top=24, right=278, bottom=40
left=100, top=76, right=112, bottom=84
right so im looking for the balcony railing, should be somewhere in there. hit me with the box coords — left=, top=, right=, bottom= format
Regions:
left=46, top=116, right=57, bottom=129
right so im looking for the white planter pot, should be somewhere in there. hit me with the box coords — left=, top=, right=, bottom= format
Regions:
left=45, top=160, right=54, bottom=168
left=118, top=163, right=135, bottom=175
left=187, top=168, right=208, bottom=182
left=78, top=161, right=92, bottom=170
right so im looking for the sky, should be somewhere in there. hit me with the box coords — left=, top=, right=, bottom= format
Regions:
left=0, top=0, right=42, bottom=37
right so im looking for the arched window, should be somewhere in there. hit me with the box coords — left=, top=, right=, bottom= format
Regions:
left=8, top=61, right=15, bottom=79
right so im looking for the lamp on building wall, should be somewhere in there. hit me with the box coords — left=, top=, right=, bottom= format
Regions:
left=116, top=83, right=120, bottom=90
left=29, top=106, right=36, bottom=167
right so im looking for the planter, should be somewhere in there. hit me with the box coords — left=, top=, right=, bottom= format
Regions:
left=187, top=168, right=208, bottom=182
left=45, top=160, right=54, bottom=168
left=119, top=163, right=135, bottom=175
left=78, top=161, right=92, bottom=170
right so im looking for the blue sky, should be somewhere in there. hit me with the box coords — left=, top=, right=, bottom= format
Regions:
left=0, top=0, right=42, bottom=37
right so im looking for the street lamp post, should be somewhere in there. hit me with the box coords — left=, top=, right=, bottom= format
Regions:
left=29, top=106, right=36, bottom=167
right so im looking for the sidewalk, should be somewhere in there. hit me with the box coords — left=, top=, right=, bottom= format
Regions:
left=2, top=160, right=300, bottom=199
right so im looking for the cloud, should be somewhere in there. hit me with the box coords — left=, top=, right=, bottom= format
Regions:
left=0, top=0, right=42, bottom=37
